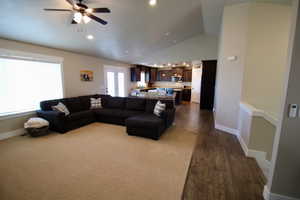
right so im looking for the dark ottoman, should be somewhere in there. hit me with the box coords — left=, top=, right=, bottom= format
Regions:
left=125, top=114, right=165, bottom=140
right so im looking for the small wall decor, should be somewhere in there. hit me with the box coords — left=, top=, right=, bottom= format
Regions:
left=80, top=70, right=93, bottom=81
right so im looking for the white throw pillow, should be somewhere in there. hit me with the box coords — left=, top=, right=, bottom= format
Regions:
left=52, top=102, right=70, bottom=116
left=24, top=117, right=49, bottom=129
left=90, top=98, right=102, bottom=109
left=153, top=101, right=166, bottom=117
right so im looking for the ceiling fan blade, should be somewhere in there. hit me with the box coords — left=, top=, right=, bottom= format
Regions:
left=87, top=14, right=108, bottom=25
left=92, top=8, right=111, bottom=13
left=44, top=8, right=72, bottom=11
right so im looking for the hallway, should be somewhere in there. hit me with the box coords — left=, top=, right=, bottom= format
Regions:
left=178, top=103, right=266, bottom=200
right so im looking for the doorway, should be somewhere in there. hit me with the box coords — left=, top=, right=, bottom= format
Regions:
left=104, top=66, right=128, bottom=97
left=191, top=67, right=202, bottom=103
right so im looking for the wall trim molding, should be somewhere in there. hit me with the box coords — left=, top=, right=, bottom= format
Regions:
left=240, top=102, right=279, bottom=126
left=263, top=185, right=300, bottom=200
left=215, top=122, right=239, bottom=136
left=0, top=128, right=25, bottom=141
left=236, top=133, right=270, bottom=177
left=215, top=121, right=271, bottom=178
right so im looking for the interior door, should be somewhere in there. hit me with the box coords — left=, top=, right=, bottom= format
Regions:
left=200, top=60, right=217, bottom=110
left=191, top=67, right=202, bottom=103
left=104, top=66, right=127, bottom=97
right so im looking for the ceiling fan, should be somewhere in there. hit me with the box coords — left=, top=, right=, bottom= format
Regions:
left=44, top=0, right=111, bottom=25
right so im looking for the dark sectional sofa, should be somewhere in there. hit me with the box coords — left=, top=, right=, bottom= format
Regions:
left=37, top=94, right=176, bottom=140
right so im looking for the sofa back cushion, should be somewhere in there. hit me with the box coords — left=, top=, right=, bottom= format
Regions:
left=105, top=97, right=125, bottom=109
left=78, top=94, right=110, bottom=110
left=125, top=98, right=146, bottom=111
left=40, top=94, right=110, bottom=112
left=64, top=98, right=82, bottom=113
left=40, top=98, right=69, bottom=111
left=145, top=99, right=175, bottom=113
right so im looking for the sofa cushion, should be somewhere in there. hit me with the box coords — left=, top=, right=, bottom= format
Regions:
left=122, top=110, right=144, bottom=118
left=125, top=98, right=146, bottom=111
left=126, top=113, right=164, bottom=128
left=94, top=108, right=124, bottom=118
left=145, top=99, right=174, bottom=113
left=40, top=98, right=68, bottom=111
left=66, top=110, right=94, bottom=121
left=64, top=98, right=82, bottom=113
left=105, top=97, right=125, bottom=109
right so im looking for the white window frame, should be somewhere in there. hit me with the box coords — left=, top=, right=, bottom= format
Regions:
left=0, top=48, right=65, bottom=120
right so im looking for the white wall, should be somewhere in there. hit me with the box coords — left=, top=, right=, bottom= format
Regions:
left=138, top=34, right=218, bottom=64
left=215, top=3, right=250, bottom=130
left=242, top=3, right=292, bottom=118
left=215, top=2, right=292, bottom=130
left=0, top=38, right=131, bottom=98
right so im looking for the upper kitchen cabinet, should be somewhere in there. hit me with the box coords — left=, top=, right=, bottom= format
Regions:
left=157, top=70, right=172, bottom=81
left=149, top=68, right=157, bottom=83
left=183, top=69, right=192, bottom=82
left=130, top=66, right=141, bottom=82
left=172, top=67, right=184, bottom=77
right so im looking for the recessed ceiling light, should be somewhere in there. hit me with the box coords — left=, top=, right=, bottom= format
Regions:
left=149, top=0, right=157, bottom=7
left=165, top=32, right=170, bottom=36
left=86, top=35, right=94, bottom=40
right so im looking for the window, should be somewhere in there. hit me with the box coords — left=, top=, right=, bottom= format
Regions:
left=0, top=57, right=63, bottom=116
left=106, top=71, right=115, bottom=96
left=137, top=71, right=146, bottom=87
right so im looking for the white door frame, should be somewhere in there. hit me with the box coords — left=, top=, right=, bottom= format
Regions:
left=191, top=67, right=202, bottom=103
left=104, top=65, right=129, bottom=97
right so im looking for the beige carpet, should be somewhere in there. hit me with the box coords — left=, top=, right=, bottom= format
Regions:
left=0, top=123, right=197, bottom=200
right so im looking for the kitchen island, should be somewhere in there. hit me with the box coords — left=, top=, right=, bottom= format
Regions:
left=131, top=87, right=191, bottom=105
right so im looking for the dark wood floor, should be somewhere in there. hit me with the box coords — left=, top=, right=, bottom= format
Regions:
left=178, top=102, right=266, bottom=200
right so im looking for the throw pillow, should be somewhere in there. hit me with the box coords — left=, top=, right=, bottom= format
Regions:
left=90, top=98, right=102, bottom=109
left=52, top=102, right=70, bottom=116
left=153, top=101, right=166, bottom=117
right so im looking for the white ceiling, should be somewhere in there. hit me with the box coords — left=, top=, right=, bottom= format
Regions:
left=0, top=0, right=227, bottom=64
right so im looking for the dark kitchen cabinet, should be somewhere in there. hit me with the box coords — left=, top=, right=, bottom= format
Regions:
left=182, top=89, right=191, bottom=101
left=150, top=68, right=157, bottom=83
left=175, top=91, right=183, bottom=105
left=157, top=70, right=172, bottom=81
left=130, top=67, right=141, bottom=82
left=172, top=67, right=183, bottom=77
left=183, top=70, right=192, bottom=82
left=200, top=60, right=217, bottom=110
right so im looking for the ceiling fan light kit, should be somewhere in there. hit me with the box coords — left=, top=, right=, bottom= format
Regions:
left=44, top=0, right=111, bottom=25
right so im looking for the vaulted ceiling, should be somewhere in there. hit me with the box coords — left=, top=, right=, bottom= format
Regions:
left=0, top=0, right=227, bottom=63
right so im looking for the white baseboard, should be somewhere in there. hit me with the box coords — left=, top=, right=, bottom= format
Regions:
left=215, top=123, right=239, bottom=136
left=236, top=133, right=248, bottom=155
left=236, top=134, right=270, bottom=178
left=0, top=128, right=25, bottom=140
left=214, top=122, right=271, bottom=178
left=264, top=185, right=300, bottom=200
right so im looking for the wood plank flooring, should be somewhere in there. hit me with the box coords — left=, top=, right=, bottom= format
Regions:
left=178, top=102, right=266, bottom=200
